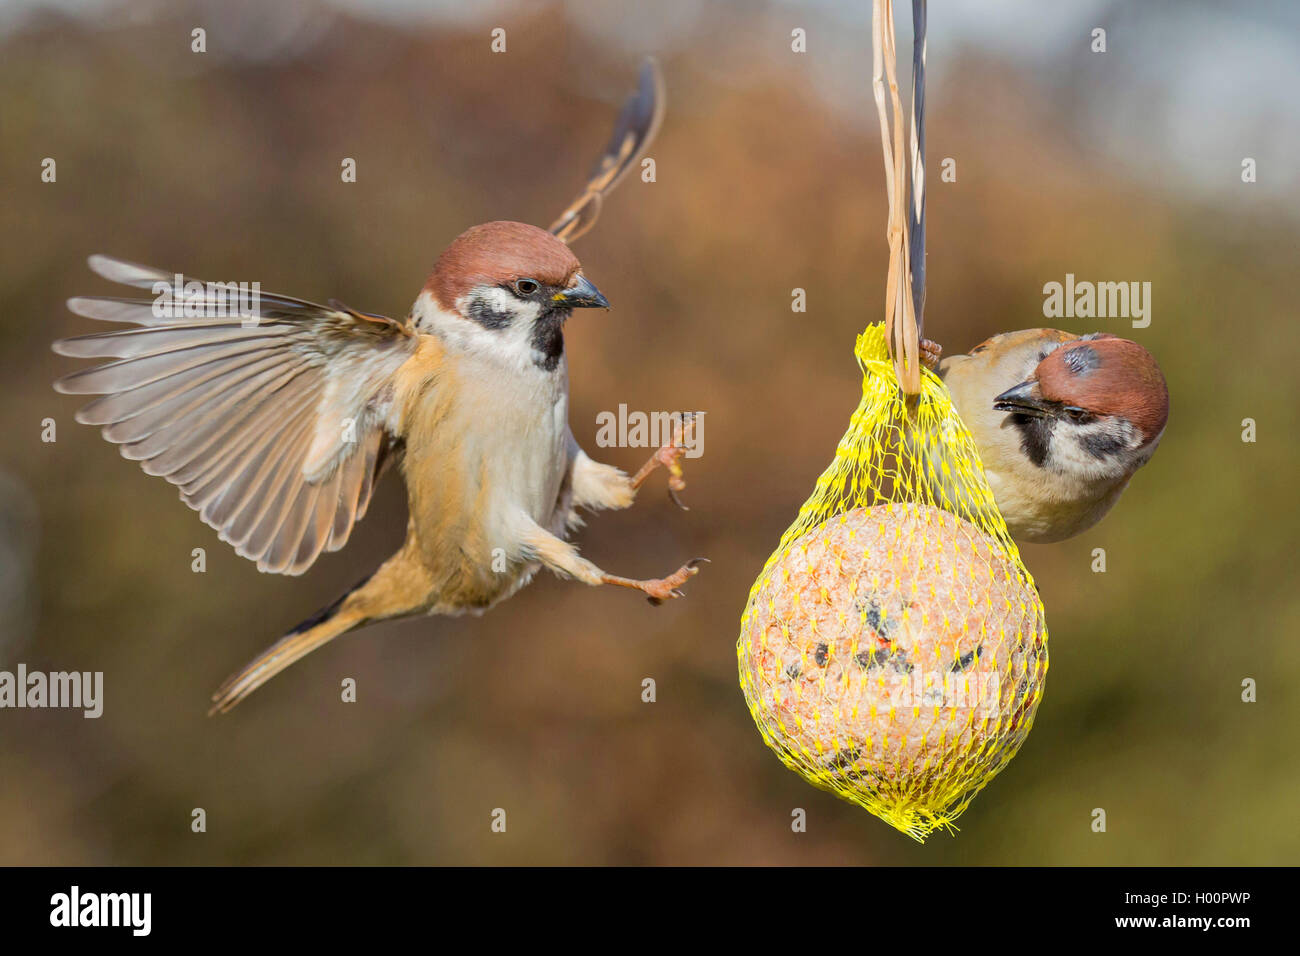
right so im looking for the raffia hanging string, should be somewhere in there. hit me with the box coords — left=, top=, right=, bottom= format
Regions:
left=737, top=2, right=1049, bottom=842
left=909, top=0, right=927, bottom=337
left=872, top=0, right=922, bottom=397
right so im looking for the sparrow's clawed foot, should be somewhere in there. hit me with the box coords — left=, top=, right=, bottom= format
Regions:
left=630, top=412, right=698, bottom=509
left=602, top=557, right=708, bottom=605
left=920, top=338, right=943, bottom=371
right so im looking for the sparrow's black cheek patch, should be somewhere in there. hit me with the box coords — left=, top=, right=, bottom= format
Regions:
left=1082, top=430, right=1129, bottom=460
left=466, top=298, right=513, bottom=330
left=1012, top=413, right=1054, bottom=467
left=531, top=309, right=566, bottom=371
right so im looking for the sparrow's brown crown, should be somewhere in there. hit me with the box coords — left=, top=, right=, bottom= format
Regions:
left=1037, top=336, right=1169, bottom=442
left=426, top=221, right=581, bottom=312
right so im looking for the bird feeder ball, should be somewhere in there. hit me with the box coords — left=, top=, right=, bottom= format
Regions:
left=738, top=502, right=1048, bottom=840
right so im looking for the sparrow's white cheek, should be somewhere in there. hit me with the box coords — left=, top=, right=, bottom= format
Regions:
left=412, top=290, right=545, bottom=372
left=466, top=287, right=541, bottom=328
left=1055, top=418, right=1140, bottom=479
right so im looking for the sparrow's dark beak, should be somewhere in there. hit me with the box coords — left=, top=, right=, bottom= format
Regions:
left=993, top=380, right=1053, bottom=418
left=554, top=275, right=610, bottom=310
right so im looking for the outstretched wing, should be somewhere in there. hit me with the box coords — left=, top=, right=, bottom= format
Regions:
left=549, top=57, right=665, bottom=244
left=53, top=255, right=418, bottom=575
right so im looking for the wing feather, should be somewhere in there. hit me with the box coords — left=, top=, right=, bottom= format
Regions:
left=76, top=350, right=291, bottom=428
left=53, top=256, right=420, bottom=575
left=99, top=355, right=293, bottom=443
left=228, top=411, right=318, bottom=560
left=329, top=438, right=367, bottom=551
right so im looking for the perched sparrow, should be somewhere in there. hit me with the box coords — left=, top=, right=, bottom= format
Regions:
left=52, top=61, right=701, bottom=714
left=935, top=329, right=1169, bottom=543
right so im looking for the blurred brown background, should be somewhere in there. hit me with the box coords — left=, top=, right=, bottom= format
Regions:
left=1, top=0, right=1297, bottom=865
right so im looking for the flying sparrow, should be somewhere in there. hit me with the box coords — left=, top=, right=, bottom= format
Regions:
left=52, top=60, right=702, bottom=714
left=934, top=329, right=1169, bottom=543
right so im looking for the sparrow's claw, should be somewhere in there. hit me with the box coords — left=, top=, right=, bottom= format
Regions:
left=635, top=558, right=707, bottom=605
left=631, top=412, right=698, bottom=509
left=649, top=588, right=685, bottom=605
left=920, top=338, right=943, bottom=371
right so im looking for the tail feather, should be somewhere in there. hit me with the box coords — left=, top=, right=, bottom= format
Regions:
left=208, top=581, right=368, bottom=715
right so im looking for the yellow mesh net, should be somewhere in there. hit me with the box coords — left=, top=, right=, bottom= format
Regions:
left=736, top=324, right=1049, bottom=841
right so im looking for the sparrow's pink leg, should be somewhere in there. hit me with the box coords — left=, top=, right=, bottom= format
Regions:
left=630, top=412, right=697, bottom=509
left=519, top=523, right=706, bottom=605
left=601, top=558, right=709, bottom=605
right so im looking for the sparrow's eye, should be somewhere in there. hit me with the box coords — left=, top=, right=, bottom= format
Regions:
left=1064, top=406, right=1092, bottom=423
left=513, top=278, right=540, bottom=297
